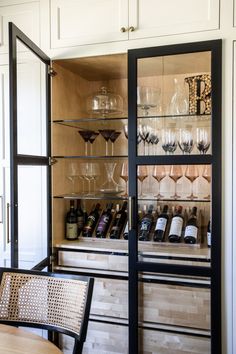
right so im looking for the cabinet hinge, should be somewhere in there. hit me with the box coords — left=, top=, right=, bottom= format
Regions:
left=48, top=66, right=57, bottom=77
left=49, top=157, right=58, bottom=165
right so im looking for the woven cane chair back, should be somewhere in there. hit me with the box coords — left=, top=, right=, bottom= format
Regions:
left=0, top=269, right=94, bottom=353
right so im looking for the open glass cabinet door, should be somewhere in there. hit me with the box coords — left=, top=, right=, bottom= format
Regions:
left=9, top=22, right=51, bottom=270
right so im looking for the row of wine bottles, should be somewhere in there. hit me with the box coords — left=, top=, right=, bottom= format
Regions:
left=65, top=200, right=128, bottom=240
left=65, top=200, right=211, bottom=246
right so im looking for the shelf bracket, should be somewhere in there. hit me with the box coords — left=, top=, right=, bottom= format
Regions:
left=48, top=66, right=57, bottom=77
left=49, top=157, right=58, bottom=165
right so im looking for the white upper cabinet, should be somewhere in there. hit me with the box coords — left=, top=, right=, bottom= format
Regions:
left=0, top=1, right=40, bottom=54
left=50, top=0, right=129, bottom=48
left=129, top=0, right=220, bottom=40
left=49, top=0, right=219, bottom=49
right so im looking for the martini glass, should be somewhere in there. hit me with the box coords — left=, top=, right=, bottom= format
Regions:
left=89, top=131, right=99, bottom=155
left=99, top=129, right=116, bottom=156
left=78, top=130, right=94, bottom=156
left=110, top=131, right=121, bottom=156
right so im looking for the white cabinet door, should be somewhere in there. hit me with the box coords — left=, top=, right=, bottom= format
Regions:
left=50, top=0, right=128, bottom=48
left=129, top=0, right=220, bottom=40
left=0, top=65, right=9, bottom=162
left=0, top=1, right=40, bottom=54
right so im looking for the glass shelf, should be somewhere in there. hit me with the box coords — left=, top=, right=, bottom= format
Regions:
left=53, top=116, right=128, bottom=128
left=54, top=194, right=128, bottom=201
left=137, top=113, right=211, bottom=120
left=137, top=197, right=210, bottom=203
left=53, top=155, right=128, bottom=159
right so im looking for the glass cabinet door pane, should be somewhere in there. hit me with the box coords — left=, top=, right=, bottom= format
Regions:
left=17, top=165, right=48, bottom=269
left=137, top=52, right=212, bottom=156
left=137, top=164, right=211, bottom=265
left=16, top=39, right=47, bottom=156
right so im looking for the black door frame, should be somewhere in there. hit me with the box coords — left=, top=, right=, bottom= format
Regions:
left=9, top=22, right=52, bottom=270
left=128, top=40, right=222, bottom=354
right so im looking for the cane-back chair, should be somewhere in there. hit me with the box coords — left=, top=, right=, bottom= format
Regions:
left=0, top=268, right=94, bottom=354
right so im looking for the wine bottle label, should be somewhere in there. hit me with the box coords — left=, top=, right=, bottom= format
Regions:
left=77, top=216, right=84, bottom=229
left=155, top=217, right=167, bottom=232
left=115, top=214, right=121, bottom=220
left=97, top=215, right=110, bottom=232
left=207, top=232, right=211, bottom=246
left=184, top=225, right=198, bottom=239
left=140, top=218, right=152, bottom=231
left=84, top=215, right=96, bottom=230
left=66, top=223, right=77, bottom=239
left=169, top=216, right=183, bottom=237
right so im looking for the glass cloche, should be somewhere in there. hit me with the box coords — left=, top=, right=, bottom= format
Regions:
left=87, top=86, right=123, bottom=117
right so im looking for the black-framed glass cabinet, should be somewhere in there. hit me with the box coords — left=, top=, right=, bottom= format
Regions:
left=9, top=22, right=221, bottom=354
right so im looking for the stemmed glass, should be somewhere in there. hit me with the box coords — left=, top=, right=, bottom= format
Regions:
left=138, top=124, right=149, bottom=155
left=78, top=130, right=94, bottom=156
left=99, top=129, right=116, bottom=156
left=178, top=129, right=194, bottom=154
left=123, top=124, right=128, bottom=139
left=82, top=163, right=100, bottom=196
left=152, top=165, right=166, bottom=199
left=137, top=165, right=148, bottom=197
left=185, top=165, right=199, bottom=200
left=137, top=86, right=160, bottom=116
left=196, top=128, right=210, bottom=154
left=89, top=131, right=99, bottom=155
left=169, top=165, right=182, bottom=199
left=67, top=162, right=79, bottom=194
left=202, top=164, right=211, bottom=199
left=120, top=161, right=128, bottom=197
left=146, top=128, right=159, bottom=155
left=161, top=129, right=177, bottom=155
left=110, top=131, right=121, bottom=156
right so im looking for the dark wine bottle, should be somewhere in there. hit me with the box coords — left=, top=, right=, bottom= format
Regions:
left=76, top=199, right=84, bottom=236
left=65, top=200, right=78, bottom=240
left=153, top=205, right=169, bottom=242
left=168, top=205, right=183, bottom=243
left=123, top=220, right=129, bottom=240
left=83, top=203, right=101, bottom=237
left=109, top=201, right=128, bottom=239
left=138, top=205, right=154, bottom=241
left=184, top=206, right=198, bottom=244
left=96, top=203, right=113, bottom=238
left=207, top=220, right=211, bottom=247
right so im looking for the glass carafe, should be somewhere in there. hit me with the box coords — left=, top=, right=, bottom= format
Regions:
left=169, top=78, right=189, bottom=116
left=99, top=162, right=123, bottom=194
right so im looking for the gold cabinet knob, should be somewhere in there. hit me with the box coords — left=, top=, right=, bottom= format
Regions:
left=120, top=27, right=127, bottom=33
left=129, top=26, right=135, bottom=32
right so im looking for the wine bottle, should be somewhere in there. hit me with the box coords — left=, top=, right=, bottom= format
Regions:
left=153, top=205, right=169, bottom=242
left=109, top=201, right=128, bottom=239
left=76, top=199, right=84, bottom=236
left=184, top=206, right=198, bottom=244
left=65, top=200, right=78, bottom=240
left=207, top=220, right=211, bottom=247
left=139, top=205, right=154, bottom=241
left=168, top=205, right=183, bottom=243
left=83, top=203, right=101, bottom=237
left=123, top=220, right=129, bottom=240
left=96, top=203, right=113, bottom=238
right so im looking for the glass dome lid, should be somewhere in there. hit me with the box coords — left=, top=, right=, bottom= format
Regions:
left=87, top=86, right=123, bottom=117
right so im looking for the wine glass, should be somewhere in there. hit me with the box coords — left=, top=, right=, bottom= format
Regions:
left=178, top=129, right=194, bottom=154
left=202, top=164, right=211, bottom=199
left=99, top=129, right=116, bottom=156
left=169, top=165, right=182, bottom=199
left=82, top=163, right=100, bottom=196
left=137, top=165, right=148, bottom=197
left=120, top=161, right=128, bottom=197
left=137, top=86, right=160, bottom=116
left=123, top=124, right=128, bottom=139
left=146, top=127, right=159, bottom=155
left=185, top=165, right=199, bottom=200
left=67, top=162, right=79, bottom=194
left=196, top=128, right=210, bottom=154
left=161, top=129, right=177, bottom=155
left=89, top=131, right=99, bottom=155
left=138, top=124, right=149, bottom=155
left=110, top=131, right=121, bottom=156
left=152, top=165, right=166, bottom=199
left=78, top=130, right=94, bottom=156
